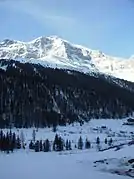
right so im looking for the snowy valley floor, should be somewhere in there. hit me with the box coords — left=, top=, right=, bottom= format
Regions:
left=0, top=119, right=134, bottom=179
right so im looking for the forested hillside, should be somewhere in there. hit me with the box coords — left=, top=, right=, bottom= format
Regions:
left=0, top=59, right=134, bottom=128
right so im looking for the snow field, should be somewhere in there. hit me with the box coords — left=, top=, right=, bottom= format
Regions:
left=1, top=119, right=134, bottom=179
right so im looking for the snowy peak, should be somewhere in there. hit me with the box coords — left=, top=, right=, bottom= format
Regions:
left=0, top=36, right=134, bottom=82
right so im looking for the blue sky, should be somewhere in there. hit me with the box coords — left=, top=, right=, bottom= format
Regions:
left=0, top=0, right=134, bottom=57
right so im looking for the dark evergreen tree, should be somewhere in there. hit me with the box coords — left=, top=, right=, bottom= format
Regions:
left=29, top=140, right=35, bottom=150
left=58, top=137, right=64, bottom=151
left=35, top=140, right=40, bottom=152
left=96, top=137, right=100, bottom=144
left=52, top=123, right=57, bottom=133
left=68, top=140, right=72, bottom=150
left=43, top=141, right=46, bottom=152
left=2, top=134, right=6, bottom=152
left=32, top=129, right=36, bottom=142
left=85, top=138, right=91, bottom=149
left=45, top=139, right=50, bottom=152
left=78, top=136, right=83, bottom=150
left=65, top=139, right=69, bottom=150
left=104, top=138, right=107, bottom=144
left=39, top=140, right=43, bottom=151
left=53, top=134, right=64, bottom=151
left=0, top=130, right=3, bottom=150
left=9, top=130, right=12, bottom=140
left=5, top=132, right=10, bottom=153
left=53, top=134, right=59, bottom=151
left=108, top=138, right=113, bottom=146
left=16, top=136, right=21, bottom=149
left=0, top=130, right=3, bottom=140
left=12, top=132, right=16, bottom=149
left=75, top=144, right=77, bottom=148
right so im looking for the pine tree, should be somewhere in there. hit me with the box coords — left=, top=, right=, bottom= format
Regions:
left=78, top=136, right=83, bottom=150
left=85, top=138, right=91, bottom=149
left=96, top=137, right=100, bottom=144
left=35, top=140, right=39, bottom=152
left=43, top=141, right=46, bottom=152
left=9, top=130, right=12, bottom=141
left=0, top=130, right=3, bottom=150
left=32, top=129, right=36, bottom=142
left=104, top=138, right=107, bottom=144
left=0, top=130, right=3, bottom=140
left=45, top=139, right=50, bottom=152
left=5, top=132, right=10, bottom=153
left=66, top=139, right=69, bottom=150
left=96, top=137, right=101, bottom=151
left=53, top=134, right=59, bottom=151
left=20, top=130, right=25, bottom=149
left=39, top=140, right=43, bottom=151
left=52, top=123, right=57, bottom=133
left=12, top=132, right=16, bottom=149
left=29, top=140, right=34, bottom=150
left=68, top=140, right=72, bottom=150
left=16, top=136, right=21, bottom=149
left=75, top=144, right=77, bottom=149
left=2, top=134, right=6, bottom=152
left=108, top=138, right=113, bottom=146
left=58, top=137, right=64, bottom=151
left=9, top=131, right=14, bottom=152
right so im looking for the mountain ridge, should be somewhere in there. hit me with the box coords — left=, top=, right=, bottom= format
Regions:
left=0, top=36, right=134, bottom=82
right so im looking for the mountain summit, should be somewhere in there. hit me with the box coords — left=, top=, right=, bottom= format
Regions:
left=0, top=36, right=134, bottom=82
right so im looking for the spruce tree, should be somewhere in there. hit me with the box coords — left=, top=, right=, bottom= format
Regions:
left=58, top=137, right=64, bottom=151
left=75, top=144, right=77, bottom=149
left=0, top=130, right=3, bottom=151
left=78, top=136, right=83, bottom=150
left=32, top=129, right=36, bottom=142
left=53, top=134, right=59, bottom=151
left=2, top=135, right=6, bottom=152
left=12, top=132, right=16, bottom=149
left=96, top=137, right=101, bottom=151
left=43, top=141, right=46, bottom=152
left=52, top=123, right=57, bottom=133
left=96, top=137, right=100, bottom=144
left=66, top=139, right=69, bottom=150
left=9, top=130, right=12, bottom=141
left=0, top=130, right=3, bottom=140
left=16, top=136, right=21, bottom=149
left=5, top=132, right=10, bottom=153
left=104, top=138, right=107, bottom=144
left=20, top=130, right=25, bottom=149
left=29, top=140, right=34, bottom=150
left=108, top=138, right=113, bottom=146
left=39, top=140, right=43, bottom=151
left=45, top=139, right=50, bottom=152
left=35, top=140, right=39, bottom=152
left=68, top=140, right=72, bottom=150
left=85, top=138, right=91, bottom=149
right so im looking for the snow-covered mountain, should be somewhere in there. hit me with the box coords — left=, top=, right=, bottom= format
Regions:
left=0, top=35, right=134, bottom=82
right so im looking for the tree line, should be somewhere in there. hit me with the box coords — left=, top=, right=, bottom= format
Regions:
left=0, top=130, right=21, bottom=153
left=0, top=129, right=114, bottom=153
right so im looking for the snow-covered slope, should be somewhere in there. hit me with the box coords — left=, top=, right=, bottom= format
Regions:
left=0, top=36, right=134, bottom=82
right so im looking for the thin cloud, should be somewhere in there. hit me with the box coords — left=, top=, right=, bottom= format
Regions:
left=1, top=0, right=76, bottom=30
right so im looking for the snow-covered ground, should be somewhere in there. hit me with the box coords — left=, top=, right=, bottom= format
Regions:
left=1, top=119, right=134, bottom=179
